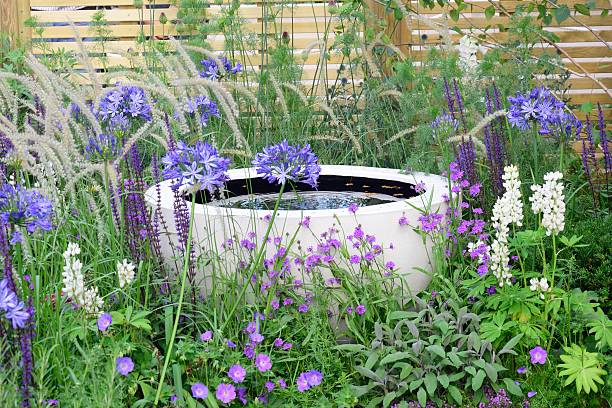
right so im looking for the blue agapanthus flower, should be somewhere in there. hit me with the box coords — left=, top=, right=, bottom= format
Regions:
left=162, top=141, right=231, bottom=192
left=507, top=86, right=581, bottom=136
left=0, top=278, right=30, bottom=329
left=199, top=56, right=243, bottom=80
left=252, top=140, right=320, bottom=188
left=84, top=133, right=120, bottom=162
left=183, top=96, right=221, bottom=127
left=97, top=85, right=152, bottom=131
left=0, top=184, right=53, bottom=233
left=431, top=111, right=458, bottom=139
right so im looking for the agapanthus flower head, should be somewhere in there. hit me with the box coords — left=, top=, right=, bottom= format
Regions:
left=98, top=85, right=152, bottom=130
left=431, top=111, right=459, bottom=140
left=115, top=356, right=134, bottom=375
left=530, top=171, right=565, bottom=236
left=0, top=183, right=53, bottom=233
left=0, top=278, right=30, bottom=328
left=199, top=56, right=242, bottom=80
left=84, top=133, right=120, bottom=162
left=162, top=140, right=231, bottom=193
left=181, top=95, right=221, bottom=127
left=507, top=86, right=579, bottom=137
left=252, top=140, right=320, bottom=188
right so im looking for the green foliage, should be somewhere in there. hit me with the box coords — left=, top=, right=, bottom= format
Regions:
left=558, top=344, right=607, bottom=394
left=344, top=300, right=521, bottom=407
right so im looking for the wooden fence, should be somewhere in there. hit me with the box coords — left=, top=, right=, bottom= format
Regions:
left=1, top=0, right=610, bottom=118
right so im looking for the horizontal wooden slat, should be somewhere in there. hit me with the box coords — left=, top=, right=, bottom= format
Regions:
left=32, top=4, right=335, bottom=23
left=567, top=92, right=612, bottom=104
left=412, top=30, right=612, bottom=44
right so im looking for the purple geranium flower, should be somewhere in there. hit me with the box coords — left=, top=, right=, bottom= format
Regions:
left=254, top=353, right=272, bottom=372
left=517, top=366, right=527, bottom=374
left=216, top=383, right=236, bottom=404
left=200, top=330, right=213, bottom=342
left=529, top=346, right=548, bottom=364
left=97, top=312, right=112, bottom=331
left=191, top=383, right=209, bottom=399
left=115, top=357, right=134, bottom=376
left=355, top=304, right=366, bottom=315
left=228, top=364, right=247, bottom=383
left=296, top=370, right=323, bottom=392
left=252, top=140, right=320, bottom=188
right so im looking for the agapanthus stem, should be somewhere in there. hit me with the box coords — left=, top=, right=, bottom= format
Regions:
left=221, top=182, right=286, bottom=332
left=153, top=194, right=197, bottom=406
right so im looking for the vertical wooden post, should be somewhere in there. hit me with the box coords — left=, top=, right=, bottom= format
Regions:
left=365, top=0, right=411, bottom=55
left=0, top=0, right=31, bottom=47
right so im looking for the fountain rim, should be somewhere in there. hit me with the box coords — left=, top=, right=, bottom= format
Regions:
left=145, top=165, right=450, bottom=218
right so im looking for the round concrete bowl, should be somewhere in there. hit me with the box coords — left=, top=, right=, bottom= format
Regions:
left=145, top=165, right=449, bottom=295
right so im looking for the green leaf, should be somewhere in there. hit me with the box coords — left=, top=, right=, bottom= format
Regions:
left=449, top=9, right=460, bottom=22
left=500, top=334, right=524, bottom=354
left=503, top=378, right=523, bottom=396
left=426, top=344, right=446, bottom=358
left=334, top=344, right=365, bottom=352
left=448, top=385, right=463, bottom=405
left=485, top=5, right=495, bottom=19
left=574, top=4, right=591, bottom=15
left=424, top=373, right=437, bottom=395
left=484, top=363, right=498, bottom=383
left=383, top=391, right=397, bottom=408
left=409, top=379, right=423, bottom=392
left=558, top=344, right=607, bottom=394
left=417, top=387, right=427, bottom=407
left=438, top=374, right=450, bottom=389
left=553, top=5, right=571, bottom=23
left=380, top=352, right=414, bottom=365
left=472, top=369, right=486, bottom=391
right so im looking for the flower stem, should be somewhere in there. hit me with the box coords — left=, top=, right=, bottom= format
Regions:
left=153, top=193, right=197, bottom=406
left=221, top=182, right=285, bottom=332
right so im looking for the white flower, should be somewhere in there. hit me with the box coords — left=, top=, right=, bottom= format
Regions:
left=490, top=238, right=511, bottom=286
left=489, top=165, right=523, bottom=286
left=457, top=35, right=480, bottom=78
left=61, top=242, right=104, bottom=315
left=529, top=277, right=551, bottom=299
left=117, top=259, right=136, bottom=288
left=530, top=171, right=565, bottom=236
left=82, top=287, right=104, bottom=315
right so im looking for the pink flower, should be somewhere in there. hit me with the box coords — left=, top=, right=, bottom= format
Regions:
left=529, top=346, right=547, bottom=364
left=348, top=203, right=359, bottom=214
left=255, top=353, right=272, bottom=372
left=349, top=254, right=361, bottom=264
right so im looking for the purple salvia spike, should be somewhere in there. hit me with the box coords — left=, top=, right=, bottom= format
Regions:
left=453, top=79, right=468, bottom=133
left=19, top=298, right=35, bottom=407
left=443, top=79, right=456, bottom=120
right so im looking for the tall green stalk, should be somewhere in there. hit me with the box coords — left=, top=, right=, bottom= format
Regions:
left=153, top=193, right=197, bottom=406
left=220, top=182, right=285, bottom=332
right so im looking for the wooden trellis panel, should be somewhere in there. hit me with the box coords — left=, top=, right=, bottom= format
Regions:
left=3, top=0, right=612, bottom=109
